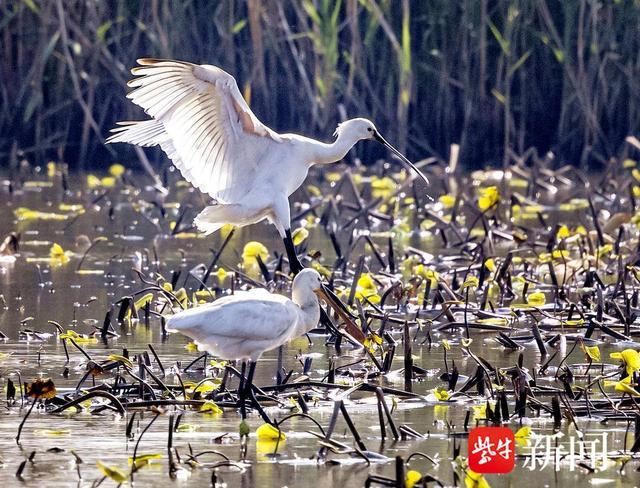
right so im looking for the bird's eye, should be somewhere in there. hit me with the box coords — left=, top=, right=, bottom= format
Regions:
left=367, top=127, right=373, bottom=132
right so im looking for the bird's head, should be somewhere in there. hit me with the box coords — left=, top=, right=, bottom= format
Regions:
left=293, top=268, right=323, bottom=292
left=333, top=118, right=378, bottom=141
left=334, top=118, right=431, bottom=188
left=291, top=268, right=324, bottom=308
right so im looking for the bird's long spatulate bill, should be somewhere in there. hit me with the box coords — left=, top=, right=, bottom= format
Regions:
left=316, top=286, right=367, bottom=345
left=373, top=131, right=431, bottom=188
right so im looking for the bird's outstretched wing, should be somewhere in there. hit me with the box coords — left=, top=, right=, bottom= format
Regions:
left=108, top=58, right=283, bottom=203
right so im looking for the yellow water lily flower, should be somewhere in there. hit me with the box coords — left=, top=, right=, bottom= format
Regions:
left=15, top=207, right=69, bottom=221
left=58, top=203, right=84, bottom=213
left=213, top=267, right=228, bottom=282
left=200, top=400, right=223, bottom=415
left=209, top=359, right=227, bottom=369
left=307, top=184, right=322, bottom=197
left=615, top=381, right=640, bottom=396
left=472, top=404, right=487, bottom=421
left=107, top=354, right=134, bottom=368
left=414, top=265, right=439, bottom=286
left=291, top=227, right=309, bottom=246
left=477, top=317, right=508, bottom=326
left=597, top=244, right=613, bottom=258
left=50, top=243, right=70, bottom=264
left=87, top=174, right=102, bottom=188
left=465, top=469, right=491, bottom=488
left=311, top=261, right=332, bottom=278
left=187, top=379, right=221, bottom=396
left=87, top=174, right=116, bottom=189
left=564, top=319, right=585, bottom=327
left=256, top=438, right=285, bottom=460
left=526, top=291, right=546, bottom=306
left=242, top=241, right=269, bottom=267
left=581, top=344, right=601, bottom=362
left=556, top=225, right=571, bottom=240
left=438, top=194, right=456, bottom=208
left=134, top=293, right=154, bottom=311
left=371, top=176, right=396, bottom=199
left=256, top=423, right=285, bottom=441
left=109, top=163, right=126, bottom=177
left=610, top=349, right=640, bottom=376
left=514, top=426, right=532, bottom=446
left=420, top=219, right=437, bottom=231
left=220, top=223, right=235, bottom=238
left=59, top=330, right=98, bottom=344
left=35, top=429, right=71, bottom=436
left=478, top=186, right=499, bottom=211
left=128, top=453, right=162, bottom=469
left=484, top=258, right=496, bottom=272
left=174, top=287, right=189, bottom=308
left=364, top=332, right=384, bottom=353
left=354, top=273, right=379, bottom=303
left=405, top=470, right=422, bottom=488
left=176, top=423, right=198, bottom=433
left=96, top=460, right=128, bottom=484
left=433, top=387, right=451, bottom=402
left=461, top=276, right=479, bottom=289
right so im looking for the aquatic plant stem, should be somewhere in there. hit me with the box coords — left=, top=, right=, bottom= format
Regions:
left=15, top=398, right=36, bottom=445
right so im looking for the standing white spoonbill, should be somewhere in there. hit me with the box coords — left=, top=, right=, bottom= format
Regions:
left=107, top=58, right=428, bottom=273
left=166, top=268, right=331, bottom=421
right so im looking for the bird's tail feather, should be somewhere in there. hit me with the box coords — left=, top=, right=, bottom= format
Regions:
left=194, top=205, right=235, bottom=235
left=165, top=308, right=202, bottom=335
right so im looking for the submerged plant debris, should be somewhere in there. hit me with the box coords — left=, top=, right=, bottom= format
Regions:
left=3, top=149, right=640, bottom=486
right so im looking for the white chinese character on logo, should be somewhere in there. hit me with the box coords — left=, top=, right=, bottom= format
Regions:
left=523, top=432, right=563, bottom=471
left=497, top=437, right=512, bottom=460
left=471, top=436, right=496, bottom=464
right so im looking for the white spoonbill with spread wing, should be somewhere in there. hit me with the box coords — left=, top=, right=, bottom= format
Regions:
left=166, top=268, right=330, bottom=421
left=107, top=58, right=428, bottom=272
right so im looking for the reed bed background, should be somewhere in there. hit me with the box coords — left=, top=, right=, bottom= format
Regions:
left=1, top=0, right=638, bottom=170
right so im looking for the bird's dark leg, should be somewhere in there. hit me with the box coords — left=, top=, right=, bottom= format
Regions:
left=283, top=229, right=304, bottom=275
left=245, top=361, right=273, bottom=425
left=238, top=361, right=248, bottom=420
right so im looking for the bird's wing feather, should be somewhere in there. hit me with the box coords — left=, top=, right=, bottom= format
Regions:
left=124, top=58, right=284, bottom=203
left=106, top=119, right=186, bottom=173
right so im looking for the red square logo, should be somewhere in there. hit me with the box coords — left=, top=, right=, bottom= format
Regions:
left=468, top=427, right=515, bottom=474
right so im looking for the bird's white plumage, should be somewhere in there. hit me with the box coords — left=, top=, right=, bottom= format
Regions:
left=166, top=269, right=323, bottom=361
left=107, top=59, right=395, bottom=239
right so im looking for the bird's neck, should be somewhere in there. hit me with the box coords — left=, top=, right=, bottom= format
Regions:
left=310, top=132, right=359, bottom=165
left=292, top=293, right=321, bottom=335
